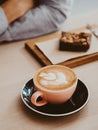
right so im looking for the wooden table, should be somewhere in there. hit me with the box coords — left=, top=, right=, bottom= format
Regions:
left=0, top=10, right=98, bottom=130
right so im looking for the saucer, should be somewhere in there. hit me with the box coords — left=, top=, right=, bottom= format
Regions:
left=21, top=79, right=90, bottom=117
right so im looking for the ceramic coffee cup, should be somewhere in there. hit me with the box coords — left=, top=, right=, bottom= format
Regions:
left=31, top=65, right=78, bottom=106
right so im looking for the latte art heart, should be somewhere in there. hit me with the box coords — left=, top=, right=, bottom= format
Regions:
left=39, top=72, right=56, bottom=80
left=39, top=72, right=68, bottom=86
left=34, top=65, right=77, bottom=91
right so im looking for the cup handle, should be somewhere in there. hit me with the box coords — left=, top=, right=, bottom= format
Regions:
left=31, top=91, right=47, bottom=106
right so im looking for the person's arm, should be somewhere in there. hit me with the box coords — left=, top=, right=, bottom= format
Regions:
left=0, top=0, right=35, bottom=41
left=1, top=0, right=35, bottom=24
left=0, top=0, right=73, bottom=42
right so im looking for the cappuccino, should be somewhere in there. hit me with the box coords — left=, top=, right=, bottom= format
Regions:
left=33, top=65, right=77, bottom=91
left=31, top=65, right=78, bottom=106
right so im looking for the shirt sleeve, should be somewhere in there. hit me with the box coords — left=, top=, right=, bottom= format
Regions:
left=0, top=0, right=73, bottom=42
left=0, top=7, right=8, bottom=34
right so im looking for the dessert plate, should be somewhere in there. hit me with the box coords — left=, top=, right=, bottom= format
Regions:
left=21, top=79, right=89, bottom=117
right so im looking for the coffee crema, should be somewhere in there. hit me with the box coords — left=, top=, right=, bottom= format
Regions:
left=33, top=65, right=77, bottom=91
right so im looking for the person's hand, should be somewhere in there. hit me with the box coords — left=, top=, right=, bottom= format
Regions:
left=1, top=0, right=35, bottom=24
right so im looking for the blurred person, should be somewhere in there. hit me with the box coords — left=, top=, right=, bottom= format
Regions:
left=0, top=0, right=73, bottom=42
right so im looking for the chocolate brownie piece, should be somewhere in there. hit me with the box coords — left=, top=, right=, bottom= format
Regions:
left=59, top=32, right=92, bottom=51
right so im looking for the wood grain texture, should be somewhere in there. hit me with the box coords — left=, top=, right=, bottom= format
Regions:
left=25, top=24, right=98, bottom=68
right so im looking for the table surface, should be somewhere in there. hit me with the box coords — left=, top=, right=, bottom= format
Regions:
left=0, top=8, right=98, bottom=130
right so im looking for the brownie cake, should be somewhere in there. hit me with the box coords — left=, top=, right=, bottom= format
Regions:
left=59, top=32, right=92, bottom=51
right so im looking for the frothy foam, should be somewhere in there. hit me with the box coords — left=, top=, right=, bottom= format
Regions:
left=34, top=65, right=77, bottom=91
left=39, top=72, right=68, bottom=86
